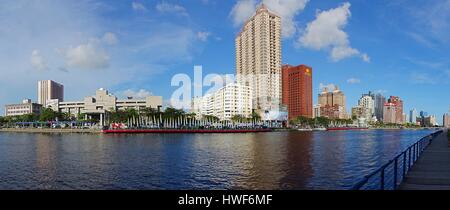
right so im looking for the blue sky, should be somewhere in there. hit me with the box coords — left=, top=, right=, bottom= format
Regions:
left=0, top=0, right=449, bottom=123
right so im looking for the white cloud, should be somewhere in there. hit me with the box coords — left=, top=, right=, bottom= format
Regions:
left=156, top=2, right=189, bottom=17
left=132, top=2, right=147, bottom=11
left=230, top=0, right=258, bottom=27
left=230, top=0, right=309, bottom=38
left=30, top=50, right=49, bottom=71
left=102, top=32, right=118, bottom=45
left=63, top=42, right=110, bottom=70
left=119, top=89, right=153, bottom=99
left=197, top=31, right=211, bottom=42
left=375, top=89, right=388, bottom=94
left=347, top=78, right=361, bottom=84
left=298, top=2, right=369, bottom=62
left=263, top=0, right=309, bottom=38
left=361, top=53, right=371, bottom=62
left=319, top=83, right=336, bottom=91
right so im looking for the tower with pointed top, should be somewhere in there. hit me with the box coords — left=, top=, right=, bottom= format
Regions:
left=235, top=3, right=282, bottom=114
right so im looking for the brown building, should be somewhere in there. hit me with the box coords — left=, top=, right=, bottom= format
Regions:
left=387, top=96, right=404, bottom=124
left=443, top=113, right=449, bottom=128
left=282, top=64, right=313, bottom=120
left=317, top=86, right=347, bottom=119
left=383, top=102, right=397, bottom=124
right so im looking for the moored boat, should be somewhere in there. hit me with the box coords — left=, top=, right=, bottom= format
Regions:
left=102, top=129, right=272, bottom=134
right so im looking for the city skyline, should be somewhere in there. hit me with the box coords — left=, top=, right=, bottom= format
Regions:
left=0, top=0, right=449, bottom=124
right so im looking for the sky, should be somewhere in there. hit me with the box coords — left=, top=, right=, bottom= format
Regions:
left=0, top=0, right=449, bottom=124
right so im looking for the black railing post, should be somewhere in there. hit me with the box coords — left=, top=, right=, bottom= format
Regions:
left=413, top=144, right=416, bottom=162
left=403, top=152, right=406, bottom=178
left=394, top=157, right=398, bottom=190
left=380, top=167, right=385, bottom=190
left=416, top=143, right=419, bottom=160
left=408, top=147, right=411, bottom=169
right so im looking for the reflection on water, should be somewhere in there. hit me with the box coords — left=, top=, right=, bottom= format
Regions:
left=0, top=129, right=434, bottom=190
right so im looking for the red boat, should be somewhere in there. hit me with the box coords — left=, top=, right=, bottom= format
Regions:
left=326, top=127, right=369, bottom=131
left=102, top=129, right=273, bottom=134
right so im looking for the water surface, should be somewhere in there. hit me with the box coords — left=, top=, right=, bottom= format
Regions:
left=0, top=129, right=434, bottom=190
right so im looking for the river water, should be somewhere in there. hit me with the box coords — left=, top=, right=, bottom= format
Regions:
left=0, top=129, right=435, bottom=190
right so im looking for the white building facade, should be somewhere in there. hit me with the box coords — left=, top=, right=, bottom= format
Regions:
left=4, top=99, right=42, bottom=117
left=235, top=4, right=282, bottom=114
left=358, top=95, right=375, bottom=122
left=191, top=83, right=252, bottom=121
left=38, top=80, right=64, bottom=106
left=47, top=88, right=163, bottom=126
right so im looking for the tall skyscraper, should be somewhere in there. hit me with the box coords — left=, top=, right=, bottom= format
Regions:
left=236, top=4, right=282, bottom=113
left=409, top=108, right=418, bottom=124
left=282, top=64, right=313, bottom=120
left=318, top=86, right=347, bottom=119
left=38, top=80, right=64, bottom=106
left=387, top=96, right=404, bottom=124
left=374, top=94, right=385, bottom=121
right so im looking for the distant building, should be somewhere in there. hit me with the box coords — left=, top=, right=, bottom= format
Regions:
left=313, top=104, right=321, bottom=118
left=38, top=80, right=64, bottom=106
left=387, top=96, right=404, bottom=124
left=191, top=83, right=253, bottom=121
left=49, top=88, right=163, bottom=126
left=357, top=93, right=375, bottom=122
left=282, top=64, right=313, bottom=120
left=236, top=4, right=282, bottom=113
left=351, top=106, right=364, bottom=119
left=420, top=111, right=428, bottom=118
left=374, top=94, right=385, bottom=121
left=409, top=108, right=418, bottom=124
left=444, top=113, right=450, bottom=128
left=383, top=103, right=397, bottom=124
left=5, top=99, right=42, bottom=117
left=418, top=115, right=437, bottom=127
left=318, top=86, right=347, bottom=119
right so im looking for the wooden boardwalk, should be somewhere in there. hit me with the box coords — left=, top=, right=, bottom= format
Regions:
left=399, top=129, right=450, bottom=190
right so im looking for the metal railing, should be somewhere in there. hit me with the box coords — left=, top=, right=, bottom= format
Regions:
left=351, top=130, right=444, bottom=190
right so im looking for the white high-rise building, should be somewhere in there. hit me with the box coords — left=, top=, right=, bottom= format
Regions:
left=191, top=83, right=252, bottom=121
left=358, top=95, right=375, bottom=121
left=410, top=108, right=418, bottom=124
left=235, top=4, right=282, bottom=113
left=38, top=80, right=64, bottom=106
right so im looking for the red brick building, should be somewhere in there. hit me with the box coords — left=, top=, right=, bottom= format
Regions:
left=282, top=64, right=313, bottom=120
left=388, top=96, right=404, bottom=124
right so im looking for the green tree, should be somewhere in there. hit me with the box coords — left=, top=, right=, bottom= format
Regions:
left=251, top=111, right=261, bottom=122
left=39, top=108, right=58, bottom=122
left=315, top=117, right=330, bottom=127
left=0, top=116, right=5, bottom=126
left=163, top=107, right=185, bottom=119
left=231, top=115, right=246, bottom=123
left=202, top=115, right=219, bottom=122
left=20, top=113, right=39, bottom=122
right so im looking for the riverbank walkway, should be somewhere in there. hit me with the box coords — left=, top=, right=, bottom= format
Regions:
left=399, top=129, right=450, bottom=190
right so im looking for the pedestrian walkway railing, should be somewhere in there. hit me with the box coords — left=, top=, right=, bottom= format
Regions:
left=351, top=130, right=444, bottom=190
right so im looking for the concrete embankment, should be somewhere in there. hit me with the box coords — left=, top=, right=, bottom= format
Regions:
left=0, top=128, right=102, bottom=134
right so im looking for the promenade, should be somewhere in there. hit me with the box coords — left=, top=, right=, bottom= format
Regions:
left=399, top=129, right=450, bottom=190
